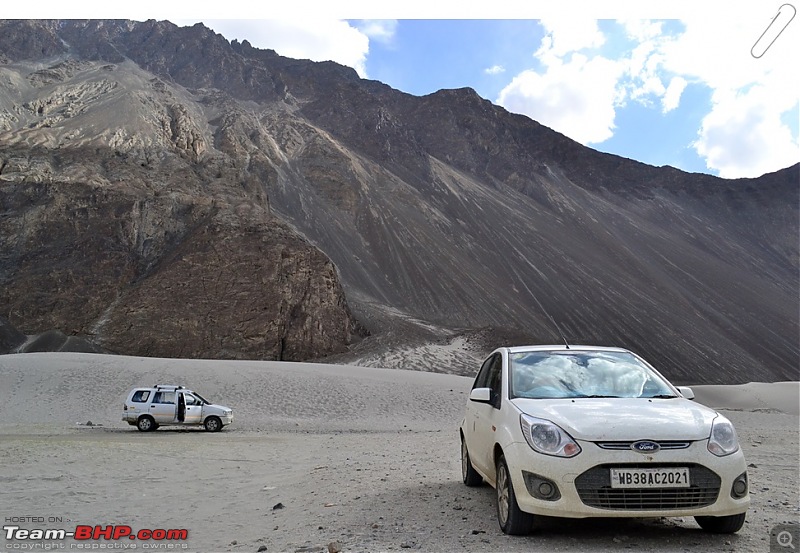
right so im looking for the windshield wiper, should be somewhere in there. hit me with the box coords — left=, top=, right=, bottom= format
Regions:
left=647, top=394, right=679, bottom=399
left=575, top=394, right=621, bottom=398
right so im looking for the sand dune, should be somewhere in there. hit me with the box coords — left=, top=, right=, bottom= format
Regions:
left=1, top=352, right=797, bottom=552
left=691, top=381, right=799, bottom=416
left=0, top=353, right=472, bottom=432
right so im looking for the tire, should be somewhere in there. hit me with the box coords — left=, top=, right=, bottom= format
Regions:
left=695, top=513, right=746, bottom=534
left=496, top=455, right=534, bottom=535
left=461, top=436, right=483, bottom=486
left=204, top=416, right=223, bottom=432
left=137, top=416, right=156, bottom=432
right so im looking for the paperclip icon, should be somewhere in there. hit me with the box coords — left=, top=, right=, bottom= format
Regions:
left=751, top=3, right=796, bottom=58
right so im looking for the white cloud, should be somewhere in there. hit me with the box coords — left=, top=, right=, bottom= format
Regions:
left=661, top=76, right=687, bottom=113
left=619, top=19, right=664, bottom=42
left=538, top=18, right=605, bottom=57
left=497, top=20, right=624, bottom=145
left=177, top=19, right=371, bottom=77
left=484, top=65, right=505, bottom=75
left=693, top=83, right=799, bottom=178
left=354, top=19, right=397, bottom=45
left=623, top=37, right=670, bottom=105
left=658, top=10, right=799, bottom=177
left=498, top=54, right=624, bottom=145
left=498, top=12, right=798, bottom=177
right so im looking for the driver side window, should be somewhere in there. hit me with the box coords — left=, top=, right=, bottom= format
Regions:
left=473, top=355, right=494, bottom=390
left=473, top=353, right=502, bottom=409
left=486, top=355, right=502, bottom=409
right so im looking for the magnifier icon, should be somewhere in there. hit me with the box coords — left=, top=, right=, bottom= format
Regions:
left=778, top=530, right=796, bottom=549
left=751, top=3, right=796, bottom=58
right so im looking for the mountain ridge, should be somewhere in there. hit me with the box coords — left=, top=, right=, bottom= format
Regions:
left=0, top=19, right=797, bottom=383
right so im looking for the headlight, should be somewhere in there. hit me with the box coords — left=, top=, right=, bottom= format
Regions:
left=708, top=416, right=739, bottom=456
left=520, top=414, right=581, bottom=458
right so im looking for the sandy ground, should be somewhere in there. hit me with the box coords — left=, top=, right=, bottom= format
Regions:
left=0, top=353, right=798, bottom=553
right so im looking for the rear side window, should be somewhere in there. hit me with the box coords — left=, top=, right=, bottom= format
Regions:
left=153, top=392, right=176, bottom=404
left=131, top=390, right=150, bottom=403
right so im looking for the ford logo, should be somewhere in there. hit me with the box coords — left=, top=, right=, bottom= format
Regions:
left=631, top=440, right=661, bottom=453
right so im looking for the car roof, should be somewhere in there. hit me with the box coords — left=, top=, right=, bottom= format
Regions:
left=132, top=385, right=193, bottom=392
left=502, top=345, right=632, bottom=354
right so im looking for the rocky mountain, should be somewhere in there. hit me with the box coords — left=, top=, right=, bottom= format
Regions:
left=0, top=19, right=797, bottom=383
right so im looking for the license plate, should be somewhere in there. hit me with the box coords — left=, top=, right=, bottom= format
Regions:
left=610, top=467, right=690, bottom=488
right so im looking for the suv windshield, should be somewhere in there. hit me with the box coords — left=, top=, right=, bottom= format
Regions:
left=193, top=392, right=209, bottom=405
left=509, top=350, right=676, bottom=399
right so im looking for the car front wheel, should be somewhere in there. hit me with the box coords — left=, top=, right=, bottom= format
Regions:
left=461, top=436, right=483, bottom=486
left=695, top=513, right=746, bottom=533
left=496, top=454, right=534, bottom=535
left=204, top=416, right=223, bottom=432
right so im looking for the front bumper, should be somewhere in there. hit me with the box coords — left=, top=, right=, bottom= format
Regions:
left=504, top=439, right=749, bottom=518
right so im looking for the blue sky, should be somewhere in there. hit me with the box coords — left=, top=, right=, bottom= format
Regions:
left=18, top=2, right=800, bottom=178
left=359, top=20, right=715, bottom=172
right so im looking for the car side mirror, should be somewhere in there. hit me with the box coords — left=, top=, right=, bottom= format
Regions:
left=469, top=388, right=492, bottom=403
left=676, top=386, right=695, bottom=400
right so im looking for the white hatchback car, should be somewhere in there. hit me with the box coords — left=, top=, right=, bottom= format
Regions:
left=460, top=345, right=749, bottom=535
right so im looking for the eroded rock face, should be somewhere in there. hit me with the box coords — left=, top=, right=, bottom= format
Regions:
left=98, top=211, right=361, bottom=361
left=0, top=32, right=366, bottom=362
left=0, top=151, right=363, bottom=361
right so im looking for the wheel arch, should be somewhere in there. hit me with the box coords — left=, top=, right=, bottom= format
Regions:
left=493, top=443, right=505, bottom=467
left=486, top=443, right=505, bottom=486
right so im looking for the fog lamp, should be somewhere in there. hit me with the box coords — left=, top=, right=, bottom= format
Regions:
left=731, top=472, right=748, bottom=498
left=523, top=471, right=561, bottom=501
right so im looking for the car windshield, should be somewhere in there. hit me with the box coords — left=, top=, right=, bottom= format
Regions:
left=509, top=350, right=676, bottom=399
left=192, top=392, right=210, bottom=405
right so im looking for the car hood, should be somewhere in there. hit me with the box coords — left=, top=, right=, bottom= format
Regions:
left=512, top=398, right=717, bottom=441
left=203, top=403, right=232, bottom=414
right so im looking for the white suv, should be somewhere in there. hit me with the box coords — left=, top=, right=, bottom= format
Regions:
left=122, top=385, right=234, bottom=432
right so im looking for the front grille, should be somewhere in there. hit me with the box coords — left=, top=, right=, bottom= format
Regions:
left=595, top=440, right=692, bottom=450
left=575, top=464, right=721, bottom=510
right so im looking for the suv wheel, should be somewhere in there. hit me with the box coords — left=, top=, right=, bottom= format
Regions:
left=496, top=454, right=534, bottom=535
left=137, top=416, right=157, bottom=432
left=204, top=416, right=223, bottom=432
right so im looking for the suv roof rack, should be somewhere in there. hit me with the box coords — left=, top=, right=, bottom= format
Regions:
left=154, top=385, right=185, bottom=390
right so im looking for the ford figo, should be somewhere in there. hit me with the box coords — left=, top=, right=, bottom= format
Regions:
left=460, top=346, right=749, bottom=535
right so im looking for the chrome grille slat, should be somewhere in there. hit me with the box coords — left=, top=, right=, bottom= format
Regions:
left=595, top=440, right=692, bottom=450
left=575, top=463, right=721, bottom=510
